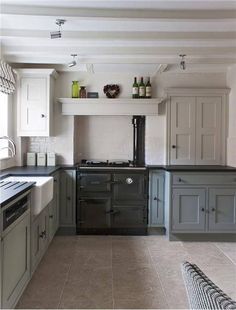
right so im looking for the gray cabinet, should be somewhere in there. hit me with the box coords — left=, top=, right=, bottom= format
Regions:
left=2, top=211, right=30, bottom=309
left=60, top=169, right=76, bottom=227
left=48, top=172, right=60, bottom=242
left=169, top=172, right=236, bottom=234
left=208, top=188, right=236, bottom=231
left=172, top=188, right=206, bottom=231
left=31, top=207, right=49, bottom=273
left=149, top=171, right=164, bottom=226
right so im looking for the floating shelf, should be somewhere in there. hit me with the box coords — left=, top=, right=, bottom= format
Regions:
left=58, top=98, right=164, bottom=116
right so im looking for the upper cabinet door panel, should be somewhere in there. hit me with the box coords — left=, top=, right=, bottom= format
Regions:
left=170, top=96, right=196, bottom=165
left=20, top=78, right=47, bottom=133
left=196, top=97, right=222, bottom=165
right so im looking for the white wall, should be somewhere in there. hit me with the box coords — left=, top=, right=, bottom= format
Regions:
left=24, top=70, right=227, bottom=165
left=227, top=65, right=236, bottom=167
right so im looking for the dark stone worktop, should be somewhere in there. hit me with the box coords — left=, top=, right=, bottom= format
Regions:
left=147, top=165, right=236, bottom=172
left=0, top=166, right=61, bottom=179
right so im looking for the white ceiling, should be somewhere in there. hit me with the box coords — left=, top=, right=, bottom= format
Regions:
left=1, top=0, right=236, bottom=72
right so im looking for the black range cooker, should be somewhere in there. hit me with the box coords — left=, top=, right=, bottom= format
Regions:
left=77, top=160, right=148, bottom=235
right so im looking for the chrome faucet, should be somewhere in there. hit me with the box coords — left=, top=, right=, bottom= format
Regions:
left=0, top=136, right=16, bottom=157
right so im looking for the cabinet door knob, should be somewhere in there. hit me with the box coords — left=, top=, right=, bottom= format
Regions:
left=172, top=145, right=176, bottom=149
left=49, top=215, right=53, bottom=219
left=178, top=178, right=182, bottom=182
left=41, top=114, right=46, bottom=118
left=67, top=196, right=71, bottom=201
left=201, top=208, right=205, bottom=212
left=153, top=197, right=158, bottom=201
left=211, top=208, right=215, bottom=212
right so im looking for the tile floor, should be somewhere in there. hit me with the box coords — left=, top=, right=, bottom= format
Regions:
left=17, top=235, right=236, bottom=309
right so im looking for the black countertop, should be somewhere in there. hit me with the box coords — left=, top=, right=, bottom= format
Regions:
left=147, top=165, right=236, bottom=172
left=1, top=165, right=236, bottom=180
left=0, top=180, right=35, bottom=208
left=0, top=166, right=61, bottom=179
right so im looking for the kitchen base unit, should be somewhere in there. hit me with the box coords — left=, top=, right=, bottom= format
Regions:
left=77, top=168, right=148, bottom=235
left=165, top=171, right=236, bottom=241
left=1, top=192, right=31, bottom=309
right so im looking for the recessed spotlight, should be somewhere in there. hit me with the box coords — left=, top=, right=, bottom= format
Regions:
left=50, top=19, right=66, bottom=39
left=68, top=54, right=77, bottom=67
left=179, top=54, right=186, bottom=70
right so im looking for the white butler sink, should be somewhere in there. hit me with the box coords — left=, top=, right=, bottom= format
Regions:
left=3, top=176, right=53, bottom=216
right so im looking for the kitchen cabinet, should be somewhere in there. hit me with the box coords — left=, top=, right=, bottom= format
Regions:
left=172, top=188, right=206, bottom=231
left=208, top=188, right=236, bottom=231
left=168, top=172, right=236, bottom=235
left=48, top=172, right=60, bottom=242
left=59, top=169, right=76, bottom=228
left=1, top=210, right=30, bottom=309
left=17, top=69, right=58, bottom=137
left=149, top=171, right=165, bottom=227
left=31, top=207, right=49, bottom=273
left=166, top=88, right=229, bottom=165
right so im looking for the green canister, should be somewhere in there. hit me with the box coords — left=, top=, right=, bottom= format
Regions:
left=72, top=81, right=79, bottom=98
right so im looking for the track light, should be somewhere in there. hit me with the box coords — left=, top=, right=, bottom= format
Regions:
left=68, top=54, right=77, bottom=67
left=50, top=19, right=66, bottom=39
left=179, top=54, right=186, bottom=70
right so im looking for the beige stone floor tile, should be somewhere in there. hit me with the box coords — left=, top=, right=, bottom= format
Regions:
left=113, top=264, right=163, bottom=300
left=16, top=297, right=59, bottom=309
left=157, top=273, right=189, bottom=309
left=68, top=265, right=113, bottom=285
left=112, top=249, right=153, bottom=267
left=113, top=293, right=169, bottom=309
left=58, top=277, right=113, bottom=309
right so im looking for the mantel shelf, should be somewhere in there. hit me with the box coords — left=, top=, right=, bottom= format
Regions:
left=58, top=98, right=164, bottom=116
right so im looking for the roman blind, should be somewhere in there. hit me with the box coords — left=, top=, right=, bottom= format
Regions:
left=0, top=60, right=16, bottom=94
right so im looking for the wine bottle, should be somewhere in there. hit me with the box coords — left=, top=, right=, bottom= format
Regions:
left=145, top=77, right=152, bottom=98
left=139, top=77, right=145, bottom=98
left=132, top=77, right=139, bottom=98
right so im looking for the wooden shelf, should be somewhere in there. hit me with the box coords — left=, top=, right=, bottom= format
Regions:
left=58, top=98, right=164, bottom=116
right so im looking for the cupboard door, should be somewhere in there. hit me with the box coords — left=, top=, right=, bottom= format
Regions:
left=209, top=188, right=236, bottom=232
left=113, top=173, right=146, bottom=203
left=60, top=170, right=76, bottom=227
left=2, top=214, right=30, bottom=309
left=31, top=215, right=41, bottom=272
left=78, top=198, right=111, bottom=230
left=172, top=188, right=206, bottom=231
left=111, top=206, right=147, bottom=229
left=149, top=171, right=164, bottom=226
left=170, top=97, right=196, bottom=165
left=196, top=97, right=222, bottom=165
left=19, top=78, right=47, bottom=134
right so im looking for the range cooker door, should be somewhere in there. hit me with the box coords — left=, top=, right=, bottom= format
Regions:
left=78, top=173, right=111, bottom=193
left=112, top=173, right=146, bottom=203
left=111, top=205, right=147, bottom=231
left=77, top=198, right=111, bottom=232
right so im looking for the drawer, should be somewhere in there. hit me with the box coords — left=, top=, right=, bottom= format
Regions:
left=172, top=173, right=236, bottom=185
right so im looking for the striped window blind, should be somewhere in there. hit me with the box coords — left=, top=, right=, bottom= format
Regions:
left=0, top=60, right=16, bottom=94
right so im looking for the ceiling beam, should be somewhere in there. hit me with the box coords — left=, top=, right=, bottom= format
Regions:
left=2, top=5, right=236, bottom=19
left=2, top=29, right=236, bottom=40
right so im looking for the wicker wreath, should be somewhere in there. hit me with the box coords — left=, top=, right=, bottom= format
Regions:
left=103, top=84, right=120, bottom=98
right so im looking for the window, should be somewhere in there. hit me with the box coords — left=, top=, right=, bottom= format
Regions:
left=0, top=92, right=9, bottom=159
